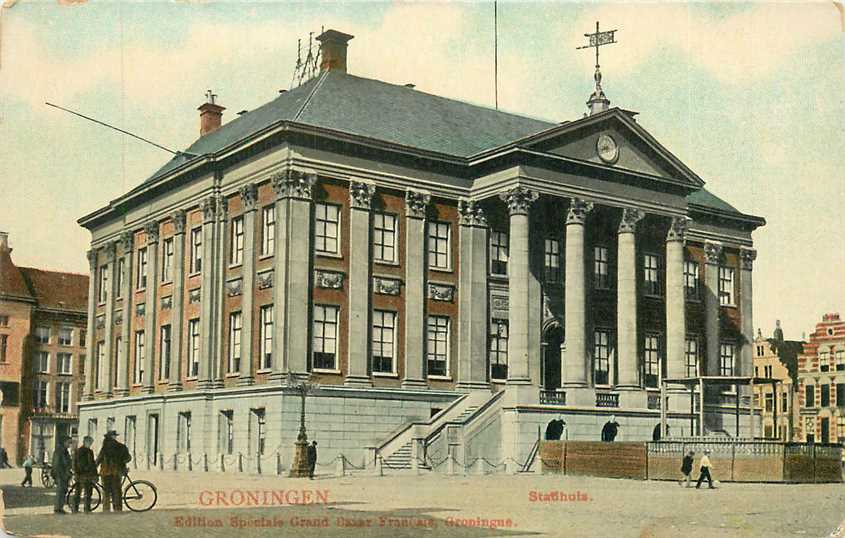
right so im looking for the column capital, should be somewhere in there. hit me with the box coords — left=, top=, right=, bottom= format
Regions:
left=103, top=241, right=117, bottom=262
left=618, top=207, right=645, bottom=234
left=239, top=183, right=258, bottom=211
left=703, top=240, right=723, bottom=265
left=143, top=220, right=160, bottom=244
left=216, top=194, right=229, bottom=220
left=271, top=169, right=317, bottom=201
left=739, top=247, right=757, bottom=271
left=349, top=181, right=376, bottom=210
left=86, top=249, right=98, bottom=269
left=200, top=196, right=217, bottom=223
left=171, top=209, right=187, bottom=235
left=666, top=216, right=689, bottom=242
left=566, top=198, right=594, bottom=225
left=499, top=186, right=538, bottom=216
left=405, top=189, right=431, bottom=219
left=119, top=230, right=134, bottom=252
left=458, top=199, right=487, bottom=227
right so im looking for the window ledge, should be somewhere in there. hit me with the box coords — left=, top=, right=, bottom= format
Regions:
left=316, top=252, right=343, bottom=260
left=490, top=378, right=507, bottom=384
left=489, top=272, right=508, bottom=279
left=373, top=372, right=398, bottom=378
left=228, top=263, right=243, bottom=270
left=721, top=304, right=738, bottom=309
left=188, top=272, right=201, bottom=278
left=374, top=259, right=400, bottom=267
left=256, top=368, right=273, bottom=374
left=185, top=376, right=198, bottom=381
left=312, top=368, right=341, bottom=375
left=427, top=375, right=452, bottom=381
left=225, top=372, right=240, bottom=378
left=429, top=267, right=453, bottom=274
left=258, top=253, right=274, bottom=261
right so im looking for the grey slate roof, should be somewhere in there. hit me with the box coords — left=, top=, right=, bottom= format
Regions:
left=148, top=71, right=556, bottom=182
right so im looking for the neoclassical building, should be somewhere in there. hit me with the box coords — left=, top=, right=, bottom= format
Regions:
left=77, top=29, right=765, bottom=470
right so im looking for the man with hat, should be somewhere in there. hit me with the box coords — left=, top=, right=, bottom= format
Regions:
left=51, top=436, right=73, bottom=514
left=96, top=430, right=131, bottom=512
left=72, top=436, right=97, bottom=513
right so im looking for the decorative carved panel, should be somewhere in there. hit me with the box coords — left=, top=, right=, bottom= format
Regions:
left=257, top=270, right=274, bottom=290
left=160, top=296, right=173, bottom=310
left=314, top=270, right=344, bottom=289
left=188, top=289, right=201, bottom=304
left=226, top=278, right=243, bottom=297
left=373, top=276, right=402, bottom=295
left=135, top=303, right=146, bottom=317
left=428, top=283, right=455, bottom=302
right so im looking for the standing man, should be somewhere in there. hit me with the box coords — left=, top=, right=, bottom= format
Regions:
left=679, top=450, right=695, bottom=488
left=695, top=449, right=716, bottom=489
left=307, top=441, right=318, bottom=480
left=0, top=447, right=10, bottom=469
left=96, top=430, right=131, bottom=512
left=20, top=454, right=33, bottom=487
left=51, top=437, right=73, bottom=514
left=72, top=436, right=97, bottom=513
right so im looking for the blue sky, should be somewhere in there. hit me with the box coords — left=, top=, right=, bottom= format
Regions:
left=0, top=1, right=842, bottom=339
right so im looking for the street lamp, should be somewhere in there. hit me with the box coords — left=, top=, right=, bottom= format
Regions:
left=286, top=370, right=315, bottom=477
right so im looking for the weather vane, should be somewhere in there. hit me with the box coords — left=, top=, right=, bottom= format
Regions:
left=577, top=21, right=619, bottom=115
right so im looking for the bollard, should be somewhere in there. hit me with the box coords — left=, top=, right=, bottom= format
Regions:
left=256, top=453, right=262, bottom=475
left=203, top=453, right=209, bottom=472
left=335, top=455, right=345, bottom=478
left=220, top=453, right=225, bottom=472
left=145, top=454, right=151, bottom=471
left=475, top=458, right=485, bottom=475
left=158, top=453, right=164, bottom=471
left=173, top=454, right=178, bottom=471
left=374, top=456, right=383, bottom=477
left=238, top=453, right=243, bottom=473
left=188, top=452, right=193, bottom=472
left=276, top=453, right=282, bottom=476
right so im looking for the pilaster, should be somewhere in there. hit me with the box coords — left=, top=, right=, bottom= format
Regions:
left=168, top=210, right=187, bottom=392
left=456, top=199, right=489, bottom=391
left=703, top=240, right=723, bottom=377
left=141, top=220, right=159, bottom=394
left=238, top=184, right=258, bottom=386
left=198, top=196, right=217, bottom=389
left=212, top=194, right=228, bottom=388
left=402, top=188, right=430, bottom=388
left=83, top=249, right=97, bottom=401
left=102, top=241, right=117, bottom=398
left=115, top=231, right=133, bottom=396
left=345, top=181, right=376, bottom=386
left=739, top=247, right=756, bottom=378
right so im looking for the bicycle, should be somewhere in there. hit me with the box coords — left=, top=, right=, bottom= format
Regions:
left=66, top=471, right=157, bottom=513
left=39, top=464, right=54, bottom=488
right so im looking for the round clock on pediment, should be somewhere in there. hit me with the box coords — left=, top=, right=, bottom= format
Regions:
left=596, top=133, right=619, bottom=164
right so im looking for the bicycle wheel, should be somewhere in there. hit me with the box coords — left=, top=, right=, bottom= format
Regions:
left=122, top=479, right=157, bottom=512
left=65, top=481, right=102, bottom=512
left=41, top=470, right=54, bottom=488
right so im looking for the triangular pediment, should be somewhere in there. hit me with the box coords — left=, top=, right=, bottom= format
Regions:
left=517, top=108, right=704, bottom=188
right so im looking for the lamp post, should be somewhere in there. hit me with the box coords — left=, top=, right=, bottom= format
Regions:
left=287, top=370, right=315, bottom=477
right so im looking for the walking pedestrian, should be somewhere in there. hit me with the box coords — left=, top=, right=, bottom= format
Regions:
left=51, top=437, right=73, bottom=514
left=307, top=441, right=317, bottom=479
left=96, top=430, right=131, bottom=512
left=0, top=447, right=11, bottom=469
left=72, top=436, right=97, bottom=513
left=20, top=454, right=33, bottom=487
left=679, top=450, right=694, bottom=488
left=695, top=449, right=716, bottom=489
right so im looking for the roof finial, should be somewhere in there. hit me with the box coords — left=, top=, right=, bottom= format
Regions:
left=577, top=21, right=618, bottom=116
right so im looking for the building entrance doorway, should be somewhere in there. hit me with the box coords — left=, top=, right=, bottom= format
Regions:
left=542, top=325, right=564, bottom=390
left=147, top=414, right=159, bottom=465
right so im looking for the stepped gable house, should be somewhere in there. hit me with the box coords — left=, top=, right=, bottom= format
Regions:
left=77, top=29, right=765, bottom=469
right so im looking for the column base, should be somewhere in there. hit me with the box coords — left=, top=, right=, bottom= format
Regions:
left=289, top=440, right=311, bottom=478
left=212, top=380, right=225, bottom=389
left=113, top=388, right=130, bottom=397
left=455, top=381, right=490, bottom=392
left=562, top=386, right=597, bottom=406
left=503, top=380, right=537, bottom=406
left=237, top=376, right=255, bottom=387
left=343, top=375, right=373, bottom=388
left=167, top=383, right=184, bottom=392
left=401, top=378, right=428, bottom=389
left=196, top=379, right=215, bottom=390
left=82, top=394, right=95, bottom=401
left=140, top=385, right=155, bottom=394
left=616, top=388, right=647, bottom=409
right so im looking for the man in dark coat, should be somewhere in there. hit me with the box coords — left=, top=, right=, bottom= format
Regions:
left=680, top=450, right=695, bottom=488
left=0, top=447, right=11, bottom=468
left=601, top=416, right=620, bottom=442
left=72, top=436, right=97, bottom=513
left=96, top=431, right=131, bottom=512
left=51, top=437, right=73, bottom=514
left=307, top=441, right=317, bottom=479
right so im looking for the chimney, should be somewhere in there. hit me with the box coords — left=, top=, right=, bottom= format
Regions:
left=198, top=89, right=225, bottom=137
left=316, top=29, right=354, bottom=73
left=0, top=231, right=8, bottom=251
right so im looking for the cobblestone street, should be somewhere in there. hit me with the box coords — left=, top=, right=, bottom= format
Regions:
left=1, top=469, right=843, bottom=537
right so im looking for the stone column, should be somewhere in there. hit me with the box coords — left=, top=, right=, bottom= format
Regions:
left=703, top=241, right=723, bottom=377
left=142, top=220, right=159, bottom=394
left=116, top=231, right=134, bottom=396
left=562, top=199, right=594, bottom=389
left=616, top=208, right=644, bottom=390
left=456, top=199, right=489, bottom=391
left=168, top=210, right=187, bottom=391
left=238, top=184, right=258, bottom=386
left=500, top=186, right=538, bottom=388
left=270, top=175, right=289, bottom=380
left=346, top=181, right=376, bottom=386
left=84, top=249, right=98, bottom=401
left=198, top=196, right=217, bottom=389
left=402, top=189, right=430, bottom=388
left=102, top=241, right=117, bottom=398
left=739, top=248, right=756, bottom=378
left=212, top=194, right=228, bottom=388
left=665, top=217, right=688, bottom=381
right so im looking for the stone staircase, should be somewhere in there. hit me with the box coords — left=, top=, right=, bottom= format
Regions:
left=382, top=440, right=427, bottom=470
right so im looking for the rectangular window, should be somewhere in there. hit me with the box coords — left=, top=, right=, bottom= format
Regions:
left=765, top=392, right=773, bottom=412
left=643, top=254, right=661, bottom=296
left=177, top=412, right=192, bottom=454
left=137, top=248, right=148, bottom=289
left=372, top=310, right=396, bottom=374
left=836, top=351, right=845, bottom=371
left=98, top=265, right=108, bottom=304
left=190, top=228, right=203, bottom=274
left=544, top=239, right=561, bottom=282
left=427, top=221, right=451, bottom=270
left=134, top=331, right=145, bottom=385
left=115, top=258, right=125, bottom=299
left=594, top=329, right=612, bottom=386
left=259, top=305, right=273, bottom=370
left=219, top=410, right=234, bottom=455
left=228, top=312, right=242, bottom=373
left=718, top=266, right=735, bottom=306
left=33, top=380, right=48, bottom=408
left=314, top=203, right=340, bottom=255
left=95, top=341, right=105, bottom=390
left=58, top=328, right=73, bottom=346
left=489, top=319, right=509, bottom=381
left=35, top=326, right=50, bottom=344
left=56, top=353, right=72, bottom=375
left=251, top=408, right=266, bottom=456
left=489, top=231, right=509, bottom=276
left=719, top=342, right=735, bottom=376
left=161, top=237, right=174, bottom=282
left=35, top=351, right=50, bottom=373
left=312, top=305, right=339, bottom=370
left=0, top=315, right=8, bottom=327
left=373, top=212, right=397, bottom=263
left=55, top=382, right=71, bottom=413
left=782, top=391, right=789, bottom=412
left=188, top=319, right=200, bottom=377
left=159, top=325, right=172, bottom=380
left=805, top=385, right=815, bottom=408
left=837, top=383, right=845, bottom=407
left=427, top=316, right=450, bottom=377
left=230, top=216, right=244, bottom=266
left=125, top=416, right=136, bottom=455
left=261, top=205, right=275, bottom=256
left=765, top=365, right=772, bottom=378
left=0, top=334, right=6, bottom=363
left=821, top=384, right=830, bottom=407
left=80, top=330, right=86, bottom=348
left=594, top=246, right=610, bottom=289
left=685, top=337, right=699, bottom=377
left=114, top=337, right=122, bottom=388
left=644, top=333, right=661, bottom=388
left=684, top=261, right=700, bottom=300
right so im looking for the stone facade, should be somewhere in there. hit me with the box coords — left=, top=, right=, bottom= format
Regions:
left=751, top=322, right=800, bottom=440
left=797, top=313, right=845, bottom=444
